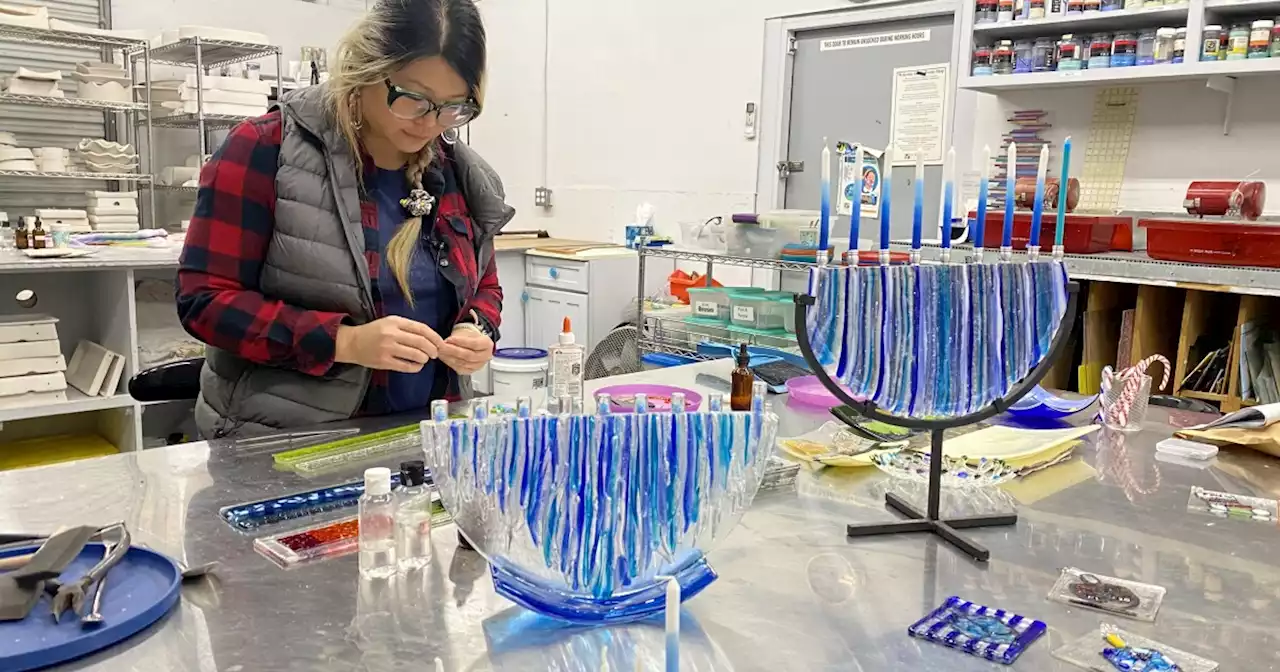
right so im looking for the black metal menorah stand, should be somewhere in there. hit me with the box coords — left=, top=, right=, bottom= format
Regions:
left=794, top=279, right=1081, bottom=562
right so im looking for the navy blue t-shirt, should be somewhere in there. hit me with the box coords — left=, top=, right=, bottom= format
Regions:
left=361, top=167, right=452, bottom=415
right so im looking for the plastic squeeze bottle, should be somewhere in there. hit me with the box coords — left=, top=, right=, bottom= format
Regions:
left=358, top=467, right=397, bottom=579
left=548, top=317, right=585, bottom=409
left=394, top=460, right=433, bottom=571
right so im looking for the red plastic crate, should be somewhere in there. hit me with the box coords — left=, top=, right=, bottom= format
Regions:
left=969, top=212, right=1126, bottom=254
left=1140, top=218, right=1280, bottom=268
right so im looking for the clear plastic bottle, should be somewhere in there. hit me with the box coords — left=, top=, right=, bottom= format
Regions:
left=395, top=460, right=433, bottom=572
left=547, top=317, right=585, bottom=409
left=0, top=213, right=12, bottom=251
left=358, top=467, right=397, bottom=579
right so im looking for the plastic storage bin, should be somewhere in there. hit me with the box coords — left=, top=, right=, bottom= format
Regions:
left=972, top=211, right=1126, bottom=254
left=779, top=294, right=798, bottom=333
left=686, top=286, right=730, bottom=323
left=731, top=293, right=787, bottom=331
left=1140, top=218, right=1280, bottom=268
left=726, top=222, right=786, bottom=260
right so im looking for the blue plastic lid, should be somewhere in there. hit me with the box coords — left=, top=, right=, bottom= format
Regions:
left=495, top=348, right=548, bottom=360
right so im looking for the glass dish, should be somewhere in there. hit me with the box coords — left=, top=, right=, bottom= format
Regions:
left=1047, top=567, right=1166, bottom=621
left=1053, top=624, right=1219, bottom=672
left=422, top=393, right=779, bottom=624
left=908, top=596, right=1046, bottom=665
left=872, top=450, right=1020, bottom=488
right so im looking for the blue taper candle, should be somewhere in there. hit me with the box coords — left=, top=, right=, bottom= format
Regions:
left=1055, top=136, right=1072, bottom=248
left=941, top=147, right=955, bottom=250
left=879, top=144, right=894, bottom=252
left=665, top=577, right=680, bottom=672
left=1001, top=141, right=1017, bottom=250
left=848, top=144, right=863, bottom=255
left=1029, top=144, right=1048, bottom=251
left=911, top=153, right=924, bottom=251
left=973, top=145, right=990, bottom=253
left=819, top=139, right=831, bottom=257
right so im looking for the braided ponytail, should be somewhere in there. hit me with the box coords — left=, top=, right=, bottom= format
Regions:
left=385, top=144, right=436, bottom=307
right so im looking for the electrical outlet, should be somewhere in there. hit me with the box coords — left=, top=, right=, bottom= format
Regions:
left=534, top=187, right=553, bottom=208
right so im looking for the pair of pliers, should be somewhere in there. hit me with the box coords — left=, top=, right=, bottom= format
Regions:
left=48, top=524, right=130, bottom=624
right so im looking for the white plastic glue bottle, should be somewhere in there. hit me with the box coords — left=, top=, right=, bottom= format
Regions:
left=547, top=317, right=585, bottom=410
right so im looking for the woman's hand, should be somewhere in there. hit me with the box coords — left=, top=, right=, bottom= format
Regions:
left=335, top=316, right=444, bottom=373
left=438, top=324, right=494, bottom=375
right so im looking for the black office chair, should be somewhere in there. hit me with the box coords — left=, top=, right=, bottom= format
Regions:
left=128, top=357, right=204, bottom=402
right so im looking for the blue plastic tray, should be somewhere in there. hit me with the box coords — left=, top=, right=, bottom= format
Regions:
left=1007, top=385, right=1097, bottom=420
left=0, top=543, right=182, bottom=671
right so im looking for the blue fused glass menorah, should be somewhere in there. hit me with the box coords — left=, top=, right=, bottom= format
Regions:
left=421, top=386, right=779, bottom=624
left=797, top=140, right=1081, bottom=562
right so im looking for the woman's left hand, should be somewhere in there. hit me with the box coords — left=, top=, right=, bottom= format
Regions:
left=438, top=324, right=494, bottom=375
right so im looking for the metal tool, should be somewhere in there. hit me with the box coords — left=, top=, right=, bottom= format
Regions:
left=50, top=524, right=130, bottom=624
left=80, top=574, right=106, bottom=626
left=236, top=427, right=361, bottom=450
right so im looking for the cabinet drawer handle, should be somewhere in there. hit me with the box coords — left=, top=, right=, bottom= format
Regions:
left=548, top=267, right=559, bottom=279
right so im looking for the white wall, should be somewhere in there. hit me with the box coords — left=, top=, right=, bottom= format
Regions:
left=966, top=79, right=1280, bottom=218
left=471, top=0, right=851, bottom=243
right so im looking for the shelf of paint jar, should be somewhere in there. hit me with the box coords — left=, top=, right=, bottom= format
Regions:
left=973, top=4, right=1189, bottom=41
left=960, top=56, right=1280, bottom=91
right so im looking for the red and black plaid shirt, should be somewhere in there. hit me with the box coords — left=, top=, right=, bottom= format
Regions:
left=177, top=111, right=502, bottom=402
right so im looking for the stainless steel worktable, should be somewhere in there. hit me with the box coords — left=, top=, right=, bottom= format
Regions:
left=3, top=360, right=1278, bottom=671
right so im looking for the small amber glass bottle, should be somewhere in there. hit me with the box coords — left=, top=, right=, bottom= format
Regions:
left=730, top=343, right=754, bottom=411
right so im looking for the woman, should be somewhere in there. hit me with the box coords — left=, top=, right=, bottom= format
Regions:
left=177, top=0, right=512, bottom=438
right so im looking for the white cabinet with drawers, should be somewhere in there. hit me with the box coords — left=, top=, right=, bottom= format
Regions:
left=521, top=250, right=671, bottom=356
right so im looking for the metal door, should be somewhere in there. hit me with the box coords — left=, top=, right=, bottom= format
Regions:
left=783, top=15, right=955, bottom=246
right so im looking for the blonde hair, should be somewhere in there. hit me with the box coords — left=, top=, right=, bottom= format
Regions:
left=327, top=0, right=486, bottom=307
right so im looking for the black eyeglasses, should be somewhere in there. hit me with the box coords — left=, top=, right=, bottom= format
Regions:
left=384, top=79, right=479, bottom=127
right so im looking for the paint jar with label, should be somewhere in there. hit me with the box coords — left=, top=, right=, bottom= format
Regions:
left=1201, top=24, right=1223, bottom=60
left=972, top=45, right=995, bottom=75
left=1066, top=0, right=1084, bottom=14
left=1173, top=27, right=1187, bottom=62
left=1249, top=20, right=1274, bottom=58
left=1088, top=34, right=1113, bottom=67
left=1028, top=0, right=1046, bottom=19
left=976, top=0, right=998, bottom=24
left=1135, top=30, right=1157, bottom=64
left=1153, top=27, right=1177, bottom=63
left=1143, top=0, right=1162, bottom=6
left=993, top=40, right=1016, bottom=74
left=1033, top=37, right=1058, bottom=70
left=1013, top=39, right=1035, bottom=72
left=1083, top=0, right=1101, bottom=11
left=1058, top=34, right=1083, bottom=69
left=1272, top=22, right=1280, bottom=57
left=1227, top=24, right=1250, bottom=60
left=997, top=0, right=1015, bottom=22
left=1101, top=0, right=1122, bottom=9
left=1112, top=32, right=1138, bottom=66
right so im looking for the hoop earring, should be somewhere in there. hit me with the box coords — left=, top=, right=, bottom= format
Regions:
left=441, top=127, right=459, bottom=144
left=350, top=92, right=364, bottom=131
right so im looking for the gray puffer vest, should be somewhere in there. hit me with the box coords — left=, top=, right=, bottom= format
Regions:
left=193, top=84, right=515, bottom=438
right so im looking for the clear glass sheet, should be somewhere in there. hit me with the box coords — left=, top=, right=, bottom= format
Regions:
left=1052, top=624, right=1219, bottom=672
left=1046, top=567, right=1166, bottom=622
left=422, top=402, right=779, bottom=624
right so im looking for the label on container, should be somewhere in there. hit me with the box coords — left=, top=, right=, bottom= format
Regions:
left=694, top=301, right=720, bottom=317
left=733, top=305, right=756, bottom=322
left=549, top=349, right=583, bottom=399
left=1228, top=34, right=1249, bottom=56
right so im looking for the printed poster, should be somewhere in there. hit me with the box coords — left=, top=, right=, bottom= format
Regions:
left=889, top=63, right=950, bottom=166
left=837, top=149, right=881, bottom=219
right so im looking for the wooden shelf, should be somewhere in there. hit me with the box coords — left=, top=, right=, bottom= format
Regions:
left=1179, top=390, right=1228, bottom=403
left=0, top=391, right=134, bottom=424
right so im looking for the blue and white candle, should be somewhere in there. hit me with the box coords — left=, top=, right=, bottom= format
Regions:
left=973, top=145, right=990, bottom=260
left=879, top=144, right=894, bottom=265
left=1001, top=141, right=1017, bottom=259
left=819, top=139, right=831, bottom=261
left=941, top=147, right=955, bottom=260
left=665, top=577, right=680, bottom=672
left=1028, top=144, right=1049, bottom=258
left=1054, top=135, right=1072, bottom=258
left=848, top=144, right=863, bottom=259
left=911, top=152, right=925, bottom=259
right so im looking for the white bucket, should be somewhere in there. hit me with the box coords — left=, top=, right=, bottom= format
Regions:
left=490, top=348, right=549, bottom=407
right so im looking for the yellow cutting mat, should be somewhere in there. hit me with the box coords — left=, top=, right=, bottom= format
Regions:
left=942, top=425, right=1100, bottom=461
